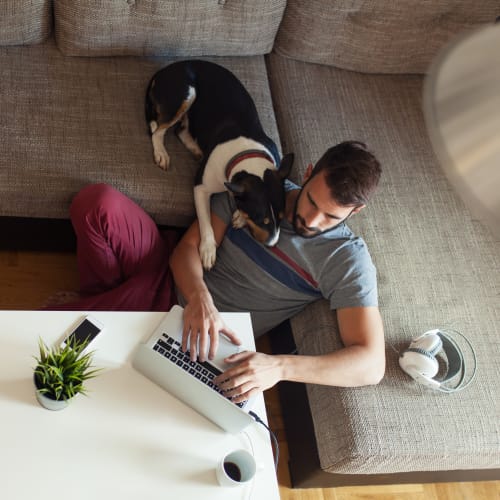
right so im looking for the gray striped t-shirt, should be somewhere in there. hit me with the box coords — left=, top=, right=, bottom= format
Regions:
left=187, top=185, right=378, bottom=337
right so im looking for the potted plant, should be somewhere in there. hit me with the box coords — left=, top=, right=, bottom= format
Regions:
left=33, top=336, right=101, bottom=411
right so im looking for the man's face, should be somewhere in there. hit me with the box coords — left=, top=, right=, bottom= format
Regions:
left=293, top=170, right=363, bottom=237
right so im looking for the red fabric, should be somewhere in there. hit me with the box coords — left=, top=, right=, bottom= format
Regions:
left=45, top=184, right=179, bottom=311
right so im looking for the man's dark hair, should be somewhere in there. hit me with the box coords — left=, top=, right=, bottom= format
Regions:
left=310, top=141, right=382, bottom=206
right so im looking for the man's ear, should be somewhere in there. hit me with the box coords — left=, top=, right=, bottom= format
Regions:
left=303, top=163, right=314, bottom=184
left=351, top=204, right=366, bottom=215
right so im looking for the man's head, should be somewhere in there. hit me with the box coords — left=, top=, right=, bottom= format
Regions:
left=293, top=141, right=381, bottom=237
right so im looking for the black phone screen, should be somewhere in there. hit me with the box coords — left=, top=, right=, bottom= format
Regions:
left=66, top=319, right=101, bottom=346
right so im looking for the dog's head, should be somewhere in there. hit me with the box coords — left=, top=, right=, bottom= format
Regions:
left=224, top=153, right=294, bottom=246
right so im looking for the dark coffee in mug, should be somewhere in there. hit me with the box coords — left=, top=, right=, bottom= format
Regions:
left=223, top=461, right=242, bottom=482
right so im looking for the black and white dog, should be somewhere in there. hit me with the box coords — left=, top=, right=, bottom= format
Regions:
left=145, top=60, right=293, bottom=270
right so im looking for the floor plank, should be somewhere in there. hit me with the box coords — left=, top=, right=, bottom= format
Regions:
left=1, top=249, right=499, bottom=499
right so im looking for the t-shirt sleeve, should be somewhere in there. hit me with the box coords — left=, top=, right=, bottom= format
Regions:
left=210, top=192, right=234, bottom=225
left=321, top=237, right=378, bottom=310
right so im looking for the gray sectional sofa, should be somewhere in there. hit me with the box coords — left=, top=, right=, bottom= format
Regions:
left=1, top=0, right=499, bottom=489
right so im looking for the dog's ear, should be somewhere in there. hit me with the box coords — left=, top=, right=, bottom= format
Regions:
left=278, top=153, right=294, bottom=179
left=224, top=181, right=245, bottom=196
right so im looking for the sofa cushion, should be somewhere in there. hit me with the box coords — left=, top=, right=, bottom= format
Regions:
left=266, top=52, right=500, bottom=474
left=0, top=0, right=52, bottom=46
left=54, top=0, right=286, bottom=57
left=0, top=38, right=281, bottom=227
left=274, top=0, right=500, bottom=73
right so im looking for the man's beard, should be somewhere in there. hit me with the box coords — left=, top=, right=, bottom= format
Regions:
left=292, top=193, right=353, bottom=238
left=292, top=194, right=324, bottom=237
left=293, top=213, right=322, bottom=238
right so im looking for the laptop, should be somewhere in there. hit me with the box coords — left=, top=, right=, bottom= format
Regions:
left=132, top=305, right=256, bottom=434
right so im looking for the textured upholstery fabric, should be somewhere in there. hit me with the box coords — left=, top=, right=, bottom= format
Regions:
left=0, top=0, right=52, bottom=45
left=54, top=0, right=286, bottom=57
left=0, top=39, right=280, bottom=226
left=274, top=0, right=500, bottom=74
left=267, top=53, right=500, bottom=473
left=2, top=0, right=500, bottom=480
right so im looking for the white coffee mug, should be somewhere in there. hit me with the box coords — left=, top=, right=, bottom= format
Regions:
left=216, top=449, right=256, bottom=487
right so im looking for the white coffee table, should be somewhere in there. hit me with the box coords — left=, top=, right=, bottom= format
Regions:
left=0, top=311, right=280, bottom=500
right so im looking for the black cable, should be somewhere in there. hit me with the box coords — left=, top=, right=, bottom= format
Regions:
left=249, top=410, right=279, bottom=471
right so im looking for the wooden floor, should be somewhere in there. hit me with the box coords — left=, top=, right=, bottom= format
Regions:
left=1, top=249, right=499, bottom=500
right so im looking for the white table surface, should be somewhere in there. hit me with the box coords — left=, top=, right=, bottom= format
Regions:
left=0, top=311, right=280, bottom=500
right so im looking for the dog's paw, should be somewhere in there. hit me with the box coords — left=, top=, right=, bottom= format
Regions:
left=154, top=150, right=170, bottom=170
left=232, top=210, right=247, bottom=229
left=199, top=239, right=217, bottom=270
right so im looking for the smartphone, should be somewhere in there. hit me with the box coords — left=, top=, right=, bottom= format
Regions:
left=61, top=315, right=104, bottom=350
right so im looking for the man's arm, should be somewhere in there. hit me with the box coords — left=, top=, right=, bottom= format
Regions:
left=169, top=213, right=241, bottom=362
left=215, top=306, right=385, bottom=402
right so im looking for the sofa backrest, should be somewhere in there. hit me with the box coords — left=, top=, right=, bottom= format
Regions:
left=0, top=0, right=52, bottom=46
left=274, top=0, right=500, bottom=74
left=54, top=0, right=287, bottom=57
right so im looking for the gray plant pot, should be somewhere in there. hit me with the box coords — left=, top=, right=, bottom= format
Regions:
left=35, top=390, right=70, bottom=411
left=33, top=374, right=73, bottom=411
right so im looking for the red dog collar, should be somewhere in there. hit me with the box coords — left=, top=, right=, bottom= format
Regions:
left=225, top=149, right=276, bottom=179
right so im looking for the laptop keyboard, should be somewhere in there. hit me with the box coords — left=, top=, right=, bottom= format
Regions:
left=153, top=333, right=245, bottom=408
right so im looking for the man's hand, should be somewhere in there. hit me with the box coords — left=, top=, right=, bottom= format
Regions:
left=214, top=305, right=386, bottom=399
left=182, top=291, right=241, bottom=362
left=170, top=212, right=239, bottom=362
left=214, top=351, right=284, bottom=403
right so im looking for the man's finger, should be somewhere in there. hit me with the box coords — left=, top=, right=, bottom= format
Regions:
left=214, top=363, right=249, bottom=386
left=182, top=323, right=190, bottom=352
left=189, top=331, right=198, bottom=361
left=220, top=327, right=242, bottom=346
left=199, top=329, right=212, bottom=362
left=222, top=379, right=254, bottom=396
left=224, top=350, right=253, bottom=364
left=208, top=326, right=219, bottom=360
left=231, top=387, right=259, bottom=404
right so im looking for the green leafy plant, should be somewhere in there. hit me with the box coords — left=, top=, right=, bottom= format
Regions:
left=33, top=337, right=101, bottom=401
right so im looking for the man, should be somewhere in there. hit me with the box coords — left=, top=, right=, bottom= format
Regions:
left=49, top=141, right=385, bottom=402
left=171, top=140, right=384, bottom=402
